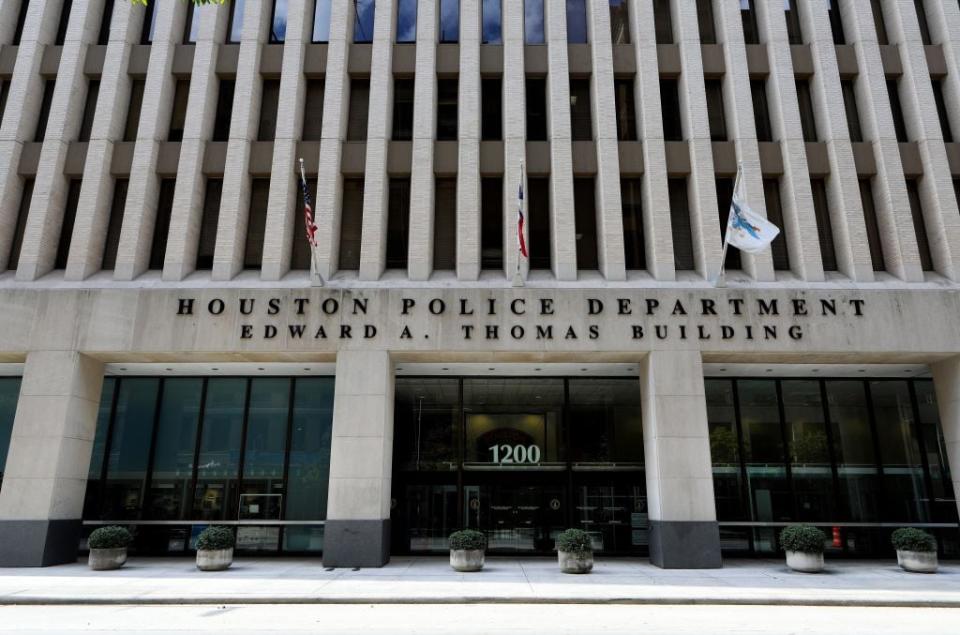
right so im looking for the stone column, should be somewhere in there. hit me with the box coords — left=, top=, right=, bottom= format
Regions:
left=931, top=357, right=960, bottom=523
left=501, top=0, right=527, bottom=281
left=323, top=350, right=394, bottom=568
left=456, top=0, right=481, bottom=281
left=0, top=351, right=104, bottom=567
left=640, top=350, right=721, bottom=569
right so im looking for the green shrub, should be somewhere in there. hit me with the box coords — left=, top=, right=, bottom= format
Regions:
left=556, top=529, right=593, bottom=555
left=891, top=528, right=937, bottom=553
left=196, top=526, right=235, bottom=551
left=779, top=525, right=826, bottom=554
left=88, top=526, right=133, bottom=550
left=448, top=529, right=486, bottom=551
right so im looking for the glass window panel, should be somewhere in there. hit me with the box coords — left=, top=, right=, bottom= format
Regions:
left=393, top=78, right=414, bottom=140
left=568, top=379, right=643, bottom=465
left=706, top=379, right=747, bottom=521
left=737, top=380, right=792, bottom=522
left=914, top=380, right=958, bottom=523
left=227, top=0, right=245, bottom=43
left=782, top=380, right=833, bottom=521
left=397, top=0, right=417, bottom=42
left=193, top=378, right=247, bottom=521
left=0, top=377, right=22, bottom=485
left=270, top=0, right=288, bottom=43
left=239, top=378, right=290, bottom=521
left=355, top=0, right=375, bottom=42
left=313, top=0, right=331, bottom=42
left=870, top=380, right=929, bottom=522
left=394, top=378, right=459, bottom=472
left=83, top=377, right=116, bottom=518
left=566, top=0, right=588, bottom=43
left=102, top=378, right=161, bottom=519
left=609, top=0, right=629, bottom=43
left=482, top=0, right=502, bottom=43
left=285, top=377, right=334, bottom=522
left=525, top=0, right=545, bottom=44
left=145, top=379, right=203, bottom=520
left=141, top=0, right=158, bottom=44
left=440, top=0, right=459, bottom=43
left=825, top=380, right=881, bottom=522
left=185, top=2, right=201, bottom=43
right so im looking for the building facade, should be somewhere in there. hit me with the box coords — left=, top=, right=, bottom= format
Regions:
left=0, top=0, right=959, bottom=568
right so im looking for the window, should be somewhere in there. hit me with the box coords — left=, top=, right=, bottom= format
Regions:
left=98, top=0, right=115, bottom=45
left=932, top=80, right=953, bottom=143
left=355, top=0, right=375, bottom=43
left=123, top=80, right=145, bottom=142
left=212, top=79, right=235, bottom=142
left=0, top=81, right=8, bottom=123
left=825, top=380, right=881, bottom=523
left=886, top=80, right=908, bottom=142
left=784, top=0, right=802, bottom=44
left=313, top=0, right=331, bottom=42
left=569, top=78, right=592, bottom=141
left=346, top=79, right=370, bottom=140
left=660, top=79, right=682, bottom=141
left=55, top=180, right=82, bottom=269
left=481, top=78, right=502, bottom=140
left=192, top=378, right=246, bottom=521
left=244, top=179, right=269, bottom=269
left=141, top=0, right=158, bottom=44
left=751, top=79, right=772, bottom=142
left=858, top=179, right=885, bottom=271
left=437, top=79, right=458, bottom=140
left=339, top=178, right=364, bottom=270
left=810, top=178, right=837, bottom=271
left=906, top=179, right=933, bottom=271
left=482, top=0, right=502, bottom=43
left=7, top=180, right=33, bottom=271
left=13, top=0, right=29, bottom=46
left=574, top=178, right=598, bottom=270
left=196, top=179, right=221, bottom=270
left=526, top=78, right=547, bottom=141
left=101, top=179, right=127, bottom=271
left=397, top=0, right=416, bottom=43
left=827, top=0, right=845, bottom=44
left=841, top=80, right=864, bottom=142
left=796, top=79, right=817, bottom=142
left=0, top=378, right=21, bottom=490
left=387, top=178, right=411, bottom=270
left=440, top=0, right=459, bottom=43
left=55, top=0, right=72, bottom=46
left=621, top=178, right=644, bottom=270
left=167, top=79, right=190, bottom=142
left=738, top=380, right=792, bottom=523
left=609, top=0, right=629, bottom=44
left=762, top=179, right=790, bottom=270
left=527, top=177, right=551, bottom=269
left=241, top=378, right=291, bottom=525
left=697, top=0, right=717, bottom=44
left=705, top=79, right=727, bottom=141
left=566, top=0, right=588, bottom=43
left=35, top=80, right=56, bottom=142
left=258, top=79, right=280, bottom=141
left=668, top=178, right=694, bottom=271
left=914, top=0, right=931, bottom=45
left=227, top=0, right=245, bottom=43
left=525, top=0, right=545, bottom=44
left=614, top=78, right=637, bottom=141
left=434, top=178, right=456, bottom=270
left=392, top=78, right=414, bottom=141
left=653, top=0, right=673, bottom=44
left=481, top=177, right=503, bottom=269
left=270, top=0, right=288, bottom=43
left=870, top=0, right=888, bottom=45
left=740, top=0, right=759, bottom=45
left=78, top=80, right=100, bottom=142
left=184, top=1, right=200, bottom=44
left=302, top=79, right=324, bottom=141
left=716, top=178, right=741, bottom=270
left=148, top=179, right=175, bottom=270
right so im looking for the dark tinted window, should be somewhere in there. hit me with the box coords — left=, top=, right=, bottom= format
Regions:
left=98, top=0, right=115, bottom=45
left=258, top=79, right=280, bottom=141
left=141, top=0, right=157, bottom=44
left=660, top=79, right=682, bottom=141
left=716, top=178, right=740, bottom=270
left=784, top=0, right=802, bottom=44
left=569, top=78, right=592, bottom=141
left=751, top=79, right=772, bottom=142
left=697, top=0, right=716, bottom=44
left=762, top=178, right=790, bottom=271
left=392, top=78, right=414, bottom=141
left=932, top=80, right=953, bottom=143
left=34, top=80, right=56, bottom=142
left=197, top=179, right=222, bottom=270
left=741, top=0, right=759, bottom=45
left=574, top=178, right=598, bottom=270
left=914, top=0, right=931, bottom=45
left=796, top=79, right=817, bottom=142
left=858, top=179, right=885, bottom=271
left=481, top=78, right=502, bottom=140
left=13, top=0, right=29, bottom=46
left=526, top=78, right=547, bottom=140
left=346, top=79, right=370, bottom=141
left=243, top=179, right=270, bottom=269
left=212, top=79, right=235, bottom=142
left=528, top=177, right=551, bottom=269
left=55, top=180, right=82, bottom=270
left=387, top=178, right=411, bottom=269
left=827, top=0, right=845, bottom=44
left=609, top=0, right=629, bottom=44
left=653, top=0, right=673, bottom=44
left=437, top=78, right=458, bottom=140
left=705, top=79, right=727, bottom=141
left=339, top=178, right=364, bottom=270
left=354, top=0, right=375, bottom=43
left=621, top=178, right=644, bottom=270
left=567, top=0, right=588, bottom=43
left=302, top=79, right=325, bottom=141
left=124, top=80, right=145, bottom=142
left=886, top=80, right=908, bottom=142
left=55, top=0, right=72, bottom=45
left=434, top=178, right=456, bottom=270
left=614, top=78, right=637, bottom=141
left=167, top=79, right=191, bottom=142
left=906, top=179, right=933, bottom=271
left=78, top=80, right=100, bottom=142
left=148, top=179, right=175, bottom=270
left=810, top=178, right=837, bottom=271
left=870, top=0, right=888, bottom=45
left=0, top=81, right=8, bottom=124
left=101, top=179, right=127, bottom=271
left=525, top=0, right=545, bottom=44
left=841, top=80, right=863, bottom=142
left=668, top=178, right=694, bottom=271
left=481, top=177, right=503, bottom=270
left=7, top=180, right=33, bottom=271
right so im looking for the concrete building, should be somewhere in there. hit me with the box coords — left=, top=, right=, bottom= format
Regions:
left=0, top=0, right=958, bottom=568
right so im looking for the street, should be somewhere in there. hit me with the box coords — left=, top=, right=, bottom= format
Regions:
left=0, top=603, right=957, bottom=634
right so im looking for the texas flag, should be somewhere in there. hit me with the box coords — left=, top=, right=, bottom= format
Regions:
left=517, top=176, right=528, bottom=258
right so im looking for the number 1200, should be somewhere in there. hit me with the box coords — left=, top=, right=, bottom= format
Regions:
left=488, top=444, right=541, bottom=464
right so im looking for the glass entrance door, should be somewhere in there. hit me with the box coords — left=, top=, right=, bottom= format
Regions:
left=464, top=479, right=565, bottom=553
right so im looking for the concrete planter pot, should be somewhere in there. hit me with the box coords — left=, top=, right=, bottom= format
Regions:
left=450, top=549, right=485, bottom=572
left=558, top=550, right=593, bottom=574
left=897, top=549, right=938, bottom=573
left=196, top=548, right=234, bottom=571
left=785, top=550, right=824, bottom=573
left=88, top=547, right=128, bottom=571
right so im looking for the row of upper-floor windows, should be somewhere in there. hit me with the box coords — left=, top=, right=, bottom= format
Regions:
left=6, top=0, right=943, bottom=49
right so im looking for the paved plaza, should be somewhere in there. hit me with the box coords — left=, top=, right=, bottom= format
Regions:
left=1, top=557, right=959, bottom=607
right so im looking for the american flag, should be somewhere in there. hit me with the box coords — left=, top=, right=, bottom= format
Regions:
left=517, top=176, right=528, bottom=258
left=300, top=168, right=318, bottom=248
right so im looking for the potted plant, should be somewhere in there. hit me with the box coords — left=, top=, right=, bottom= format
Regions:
left=556, top=528, right=593, bottom=574
left=87, top=526, right=133, bottom=571
left=891, top=528, right=938, bottom=573
left=779, top=525, right=826, bottom=573
left=448, top=529, right=486, bottom=572
left=195, top=525, right=235, bottom=571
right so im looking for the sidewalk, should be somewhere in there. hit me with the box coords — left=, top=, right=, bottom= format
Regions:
left=1, top=557, right=959, bottom=607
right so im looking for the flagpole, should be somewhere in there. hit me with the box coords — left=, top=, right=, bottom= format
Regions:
left=300, top=157, right=324, bottom=287
left=511, top=161, right=525, bottom=288
left=714, top=162, right=742, bottom=288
